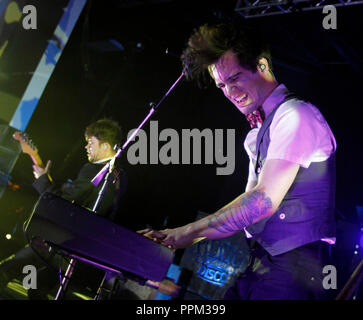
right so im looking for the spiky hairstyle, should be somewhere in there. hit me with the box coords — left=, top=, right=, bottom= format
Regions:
left=181, top=22, right=272, bottom=86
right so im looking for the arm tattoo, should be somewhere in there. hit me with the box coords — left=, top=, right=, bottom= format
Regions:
left=207, top=189, right=272, bottom=234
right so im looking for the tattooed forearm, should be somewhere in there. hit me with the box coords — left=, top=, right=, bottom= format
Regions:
left=207, top=188, right=273, bottom=234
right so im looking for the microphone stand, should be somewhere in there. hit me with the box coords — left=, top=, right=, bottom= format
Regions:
left=336, top=259, right=363, bottom=300
left=55, top=71, right=185, bottom=300
left=91, top=70, right=185, bottom=188
left=54, top=170, right=115, bottom=300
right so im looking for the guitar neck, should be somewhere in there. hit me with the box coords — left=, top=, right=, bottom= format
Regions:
left=30, top=153, right=44, bottom=168
left=29, top=152, right=53, bottom=182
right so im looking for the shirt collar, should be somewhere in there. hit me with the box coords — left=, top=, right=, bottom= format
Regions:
left=92, top=156, right=114, bottom=164
left=261, top=83, right=290, bottom=118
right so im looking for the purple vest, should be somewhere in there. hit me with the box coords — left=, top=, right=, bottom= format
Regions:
left=245, top=95, right=336, bottom=256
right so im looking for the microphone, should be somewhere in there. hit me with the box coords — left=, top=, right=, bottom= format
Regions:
left=165, top=48, right=180, bottom=58
left=165, top=48, right=191, bottom=79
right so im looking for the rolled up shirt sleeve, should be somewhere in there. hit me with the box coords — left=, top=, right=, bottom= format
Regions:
left=267, top=100, right=336, bottom=168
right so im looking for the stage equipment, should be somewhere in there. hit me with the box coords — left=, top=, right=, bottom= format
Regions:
left=27, top=70, right=185, bottom=299
left=25, top=192, right=174, bottom=296
left=336, top=259, right=363, bottom=300
left=235, top=0, right=363, bottom=19
left=89, top=70, right=184, bottom=299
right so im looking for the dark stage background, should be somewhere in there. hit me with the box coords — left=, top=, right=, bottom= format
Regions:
left=0, top=0, right=362, bottom=295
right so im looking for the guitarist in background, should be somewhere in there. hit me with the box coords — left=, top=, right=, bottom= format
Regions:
left=33, top=118, right=127, bottom=219
left=0, top=118, right=127, bottom=300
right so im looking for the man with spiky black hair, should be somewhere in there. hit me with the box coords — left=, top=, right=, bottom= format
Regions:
left=140, top=22, right=337, bottom=300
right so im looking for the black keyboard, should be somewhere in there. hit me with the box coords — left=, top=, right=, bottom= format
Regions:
left=25, top=192, right=174, bottom=282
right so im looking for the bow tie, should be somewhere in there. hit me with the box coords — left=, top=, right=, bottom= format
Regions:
left=245, top=107, right=265, bottom=129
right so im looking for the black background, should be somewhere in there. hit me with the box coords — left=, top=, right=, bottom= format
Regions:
left=0, top=0, right=362, bottom=290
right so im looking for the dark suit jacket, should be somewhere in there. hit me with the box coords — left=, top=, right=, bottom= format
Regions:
left=32, top=162, right=127, bottom=220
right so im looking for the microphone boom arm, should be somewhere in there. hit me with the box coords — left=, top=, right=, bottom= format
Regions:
left=91, top=70, right=185, bottom=190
